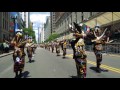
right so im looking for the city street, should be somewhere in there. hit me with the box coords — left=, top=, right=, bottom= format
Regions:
left=0, top=47, right=120, bottom=78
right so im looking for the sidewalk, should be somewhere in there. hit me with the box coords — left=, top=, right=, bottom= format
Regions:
left=0, top=51, right=13, bottom=58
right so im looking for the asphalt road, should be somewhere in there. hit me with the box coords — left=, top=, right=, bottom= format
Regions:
left=0, top=47, right=120, bottom=78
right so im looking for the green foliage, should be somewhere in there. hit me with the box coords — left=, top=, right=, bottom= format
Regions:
left=44, top=33, right=60, bottom=43
left=23, top=28, right=36, bottom=43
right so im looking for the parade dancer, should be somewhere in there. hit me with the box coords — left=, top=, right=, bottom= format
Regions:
left=69, top=22, right=87, bottom=78
left=56, top=40, right=60, bottom=56
left=62, top=39, right=67, bottom=58
left=31, top=44, right=36, bottom=54
left=48, top=43, right=50, bottom=51
left=26, top=38, right=34, bottom=63
left=51, top=41, right=55, bottom=53
left=60, top=40, right=64, bottom=51
left=55, top=40, right=58, bottom=53
left=92, top=26, right=113, bottom=73
left=44, top=43, right=47, bottom=49
left=11, top=31, right=27, bottom=78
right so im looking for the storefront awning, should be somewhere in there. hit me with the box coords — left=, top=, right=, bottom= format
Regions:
left=84, top=12, right=120, bottom=28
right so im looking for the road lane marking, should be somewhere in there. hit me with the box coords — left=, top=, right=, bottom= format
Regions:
left=87, top=60, right=120, bottom=73
left=66, top=54, right=120, bottom=74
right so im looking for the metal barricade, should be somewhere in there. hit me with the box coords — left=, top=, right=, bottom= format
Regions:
left=85, top=43, right=120, bottom=55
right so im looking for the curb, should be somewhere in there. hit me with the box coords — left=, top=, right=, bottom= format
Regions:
left=0, top=52, right=13, bottom=58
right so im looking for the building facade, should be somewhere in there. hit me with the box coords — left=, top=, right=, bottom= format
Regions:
left=51, top=12, right=120, bottom=41
left=55, top=12, right=100, bottom=35
left=0, top=12, right=10, bottom=42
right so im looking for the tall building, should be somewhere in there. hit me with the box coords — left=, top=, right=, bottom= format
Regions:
left=44, top=16, right=51, bottom=41
left=50, top=12, right=64, bottom=34
left=55, top=12, right=72, bottom=34
left=0, top=12, right=10, bottom=42
left=20, top=12, right=29, bottom=28
left=19, top=12, right=24, bottom=21
left=50, top=12, right=56, bottom=34
left=30, top=22, right=33, bottom=30
left=40, top=25, right=45, bottom=43
left=38, top=27, right=40, bottom=44
left=20, top=12, right=30, bottom=28
left=17, top=12, right=25, bottom=29
left=28, top=12, right=30, bottom=28
left=24, top=12, right=29, bottom=28
left=9, top=12, right=15, bottom=39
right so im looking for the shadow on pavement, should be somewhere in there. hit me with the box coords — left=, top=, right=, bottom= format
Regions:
left=30, top=60, right=35, bottom=63
left=89, top=67, right=97, bottom=72
left=21, top=71, right=30, bottom=78
left=62, top=57, right=70, bottom=59
left=14, top=72, right=22, bottom=78
left=14, top=74, right=22, bottom=78
left=56, top=54, right=61, bottom=56
left=26, top=60, right=35, bottom=63
left=70, top=76, right=78, bottom=78
left=100, top=68, right=109, bottom=72
left=89, top=66, right=109, bottom=73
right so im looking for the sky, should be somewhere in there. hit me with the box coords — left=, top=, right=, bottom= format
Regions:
left=30, top=12, right=50, bottom=42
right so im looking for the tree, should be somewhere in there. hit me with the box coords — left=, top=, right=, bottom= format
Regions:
left=44, top=33, right=60, bottom=43
left=23, top=28, right=37, bottom=43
